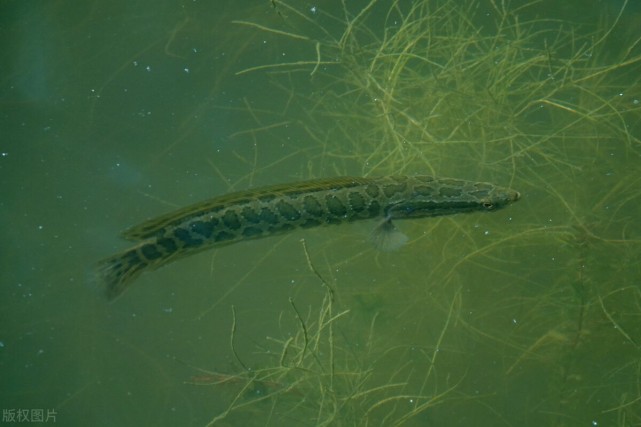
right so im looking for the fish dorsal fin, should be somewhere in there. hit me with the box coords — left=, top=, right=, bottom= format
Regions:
left=121, top=176, right=372, bottom=241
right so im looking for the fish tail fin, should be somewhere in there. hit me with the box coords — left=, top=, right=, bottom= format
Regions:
left=95, top=248, right=148, bottom=301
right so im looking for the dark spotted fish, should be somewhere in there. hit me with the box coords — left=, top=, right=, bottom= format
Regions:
left=97, top=175, right=519, bottom=300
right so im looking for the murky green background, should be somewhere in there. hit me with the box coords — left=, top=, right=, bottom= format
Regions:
left=2, top=0, right=640, bottom=426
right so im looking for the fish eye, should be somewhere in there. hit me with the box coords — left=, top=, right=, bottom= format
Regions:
left=482, top=200, right=494, bottom=209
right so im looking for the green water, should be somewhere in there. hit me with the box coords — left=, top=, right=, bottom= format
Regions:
left=2, top=0, right=640, bottom=426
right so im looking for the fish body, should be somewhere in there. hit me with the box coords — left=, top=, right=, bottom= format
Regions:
left=97, top=175, right=520, bottom=300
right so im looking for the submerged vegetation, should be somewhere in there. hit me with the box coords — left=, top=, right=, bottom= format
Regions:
left=189, top=239, right=469, bottom=426
left=231, top=0, right=640, bottom=179
left=179, top=0, right=641, bottom=425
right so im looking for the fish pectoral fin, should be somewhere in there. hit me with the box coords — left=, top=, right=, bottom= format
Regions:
left=369, top=217, right=408, bottom=251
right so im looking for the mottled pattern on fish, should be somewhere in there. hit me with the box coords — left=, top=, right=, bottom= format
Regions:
left=97, top=175, right=520, bottom=300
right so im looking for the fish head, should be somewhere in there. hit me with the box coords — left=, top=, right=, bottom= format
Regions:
left=388, top=177, right=520, bottom=219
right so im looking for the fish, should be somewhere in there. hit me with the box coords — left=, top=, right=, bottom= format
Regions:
left=96, top=175, right=520, bottom=300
